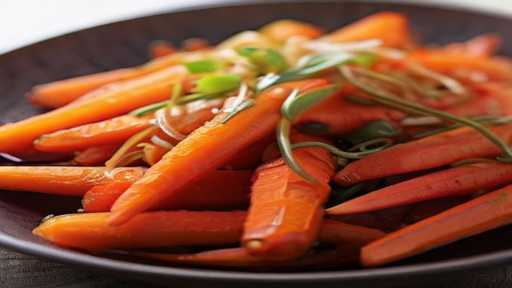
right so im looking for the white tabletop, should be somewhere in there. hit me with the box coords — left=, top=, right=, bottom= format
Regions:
left=1, top=0, right=512, bottom=54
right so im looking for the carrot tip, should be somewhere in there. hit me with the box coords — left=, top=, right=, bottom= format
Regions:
left=245, top=240, right=263, bottom=250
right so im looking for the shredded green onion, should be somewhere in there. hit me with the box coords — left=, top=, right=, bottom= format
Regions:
left=281, top=85, right=337, bottom=120
left=195, top=74, right=241, bottom=94
left=221, top=99, right=255, bottom=123
left=237, top=47, right=288, bottom=74
left=184, top=59, right=219, bottom=74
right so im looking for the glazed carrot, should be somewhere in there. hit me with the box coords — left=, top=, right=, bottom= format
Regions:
left=141, top=144, right=169, bottom=166
left=329, top=162, right=512, bottom=215
left=0, top=166, right=144, bottom=196
left=82, top=170, right=252, bottom=212
left=35, top=115, right=152, bottom=152
left=408, top=50, right=512, bottom=81
left=325, top=12, right=414, bottom=47
left=442, top=34, right=502, bottom=57
left=298, top=91, right=404, bottom=135
left=73, top=145, right=119, bottom=166
left=0, top=66, right=187, bottom=153
left=149, top=40, right=177, bottom=59
left=361, top=183, right=512, bottom=266
left=109, top=79, right=330, bottom=225
left=260, top=19, right=324, bottom=43
left=33, top=211, right=246, bottom=250
left=335, top=124, right=512, bottom=186
left=243, top=137, right=336, bottom=260
left=137, top=247, right=357, bottom=269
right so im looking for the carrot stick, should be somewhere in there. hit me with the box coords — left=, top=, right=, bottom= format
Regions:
left=260, top=20, right=324, bottom=43
left=298, top=91, right=404, bottom=135
left=325, top=12, right=414, bottom=48
left=141, top=144, right=169, bottom=166
left=82, top=170, right=252, bottom=212
left=329, top=162, right=512, bottom=215
left=34, top=210, right=383, bottom=251
left=335, top=124, right=512, bottom=186
left=243, top=136, right=336, bottom=260
left=408, top=50, right=512, bottom=81
left=0, top=166, right=144, bottom=196
left=0, top=66, right=187, bottom=153
left=361, top=183, right=512, bottom=266
left=33, top=211, right=247, bottom=250
left=73, top=145, right=119, bottom=166
left=136, top=247, right=357, bottom=269
left=27, top=50, right=197, bottom=109
left=108, top=79, right=330, bottom=225
left=35, top=115, right=152, bottom=152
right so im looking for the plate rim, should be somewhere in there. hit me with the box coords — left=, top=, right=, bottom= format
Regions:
left=2, top=0, right=512, bottom=283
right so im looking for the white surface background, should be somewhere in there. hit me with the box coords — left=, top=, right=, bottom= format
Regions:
left=1, top=0, right=512, bottom=54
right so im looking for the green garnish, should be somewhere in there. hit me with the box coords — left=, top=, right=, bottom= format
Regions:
left=281, top=85, right=337, bottom=120
left=184, top=59, right=219, bottom=74
left=238, top=47, right=288, bottom=74
left=129, top=101, right=169, bottom=116
left=340, top=66, right=512, bottom=163
left=291, top=139, right=392, bottom=159
left=345, top=120, right=400, bottom=145
left=195, top=74, right=241, bottom=94
left=221, top=99, right=255, bottom=124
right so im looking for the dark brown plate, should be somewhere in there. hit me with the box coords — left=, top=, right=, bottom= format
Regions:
left=1, top=1, right=512, bottom=287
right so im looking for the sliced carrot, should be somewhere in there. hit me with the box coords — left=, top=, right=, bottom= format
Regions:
left=82, top=170, right=252, bottom=212
left=33, top=211, right=246, bottom=250
left=0, top=166, right=144, bottom=196
left=35, top=115, right=152, bottom=152
left=0, top=66, right=187, bottom=153
left=442, top=34, right=502, bottom=57
left=137, top=247, right=356, bottom=269
left=361, top=183, right=512, bottom=266
left=408, top=50, right=512, bottom=81
left=73, top=145, right=119, bottom=166
left=109, top=79, right=330, bottom=225
left=329, top=162, right=512, bottom=215
left=326, top=12, right=414, bottom=48
left=298, top=91, right=404, bottom=135
left=260, top=19, right=324, bottom=43
left=149, top=40, right=177, bottom=59
left=141, top=144, right=169, bottom=166
left=243, top=135, right=335, bottom=260
left=335, top=124, right=512, bottom=186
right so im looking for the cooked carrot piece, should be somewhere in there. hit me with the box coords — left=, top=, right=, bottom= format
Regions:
left=33, top=211, right=246, bottom=250
left=82, top=170, right=252, bottom=212
left=326, top=12, right=414, bottom=48
left=73, top=144, right=119, bottom=166
left=442, top=34, right=502, bottom=57
left=361, top=183, right=512, bottom=266
left=335, top=124, right=512, bottom=186
left=35, top=115, right=152, bottom=152
left=298, top=91, right=404, bottom=135
left=408, top=50, right=512, bottom=81
left=0, top=66, right=187, bottom=153
left=109, top=79, right=330, bottom=225
left=141, top=144, right=169, bottom=166
left=260, top=19, right=324, bottom=43
left=149, top=40, right=177, bottom=59
left=329, top=162, right=512, bottom=215
left=243, top=138, right=336, bottom=260
left=0, top=166, right=144, bottom=196
left=137, top=247, right=357, bottom=269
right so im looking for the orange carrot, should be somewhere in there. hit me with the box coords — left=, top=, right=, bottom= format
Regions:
left=298, top=91, right=404, bottom=135
left=33, top=211, right=246, bottom=250
left=73, top=145, right=119, bottom=166
left=34, top=210, right=383, bottom=251
left=149, top=40, right=177, bottom=59
left=0, top=66, right=187, bottom=153
left=243, top=137, right=336, bottom=260
left=137, top=247, right=357, bottom=269
left=82, top=170, right=252, bottom=212
left=335, top=124, right=512, bottom=186
left=35, top=115, right=152, bottom=152
left=329, top=162, right=512, bottom=215
left=361, top=183, right=512, bottom=266
left=260, top=19, right=324, bottom=43
left=109, top=79, right=330, bottom=225
left=408, top=50, right=512, bottom=81
left=141, top=144, right=169, bottom=165
left=326, top=12, right=414, bottom=48
left=0, top=166, right=144, bottom=196
left=442, top=34, right=502, bottom=57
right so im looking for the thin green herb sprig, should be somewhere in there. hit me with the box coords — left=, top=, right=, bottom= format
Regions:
left=340, top=66, right=512, bottom=162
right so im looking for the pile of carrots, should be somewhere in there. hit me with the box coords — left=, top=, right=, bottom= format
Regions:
left=1, top=12, right=512, bottom=270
